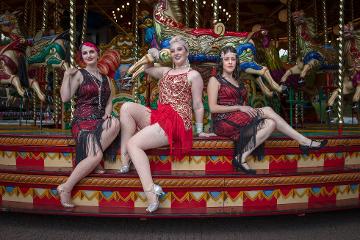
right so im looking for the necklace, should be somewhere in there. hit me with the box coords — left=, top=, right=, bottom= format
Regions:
left=86, top=70, right=103, bottom=110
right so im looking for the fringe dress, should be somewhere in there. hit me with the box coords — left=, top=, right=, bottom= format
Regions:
left=71, top=69, right=119, bottom=164
left=150, top=69, right=193, bottom=159
left=212, top=75, right=264, bottom=160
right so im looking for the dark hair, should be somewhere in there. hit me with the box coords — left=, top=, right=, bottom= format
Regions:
left=216, top=45, right=241, bottom=84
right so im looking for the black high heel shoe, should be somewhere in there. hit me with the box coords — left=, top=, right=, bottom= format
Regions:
left=233, top=154, right=256, bottom=175
left=299, top=139, right=328, bottom=155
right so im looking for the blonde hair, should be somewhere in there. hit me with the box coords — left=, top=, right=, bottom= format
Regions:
left=169, top=35, right=189, bottom=52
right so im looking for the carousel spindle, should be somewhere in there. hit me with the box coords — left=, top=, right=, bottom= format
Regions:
left=81, top=0, right=88, bottom=44
left=337, top=0, right=345, bottom=129
left=69, top=0, right=76, bottom=120
left=322, top=0, right=328, bottom=44
left=194, top=0, right=199, bottom=29
left=41, top=0, right=48, bottom=32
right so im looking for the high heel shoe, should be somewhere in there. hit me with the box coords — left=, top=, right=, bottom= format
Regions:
left=118, top=153, right=131, bottom=173
left=299, top=139, right=328, bottom=155
left=233, top=154, right=256, bottom=175
left=118, top=162, right=131, bottom=173
left=94, top=165, right=106, bottom=174
left=145, top=184, right=165, bottom=213
left=56, top=184, right=75, bottom=208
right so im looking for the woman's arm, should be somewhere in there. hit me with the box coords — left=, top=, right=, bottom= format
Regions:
left=144, top=65, right=171, bottom=80
left=60, top=68, right=81, bottom=102
left=104, top=77, right=113, bottom=119
left=190, top=71, right=204, bottom=127
left=207, top=77, right=241, bottom=113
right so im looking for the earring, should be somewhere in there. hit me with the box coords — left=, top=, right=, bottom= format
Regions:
left=186, top=58, right=190, bottom=67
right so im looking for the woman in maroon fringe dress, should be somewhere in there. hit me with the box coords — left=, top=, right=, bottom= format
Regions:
left=207, top=45, right=327, bottom=174
left=57, top=42, right=120, bottom=207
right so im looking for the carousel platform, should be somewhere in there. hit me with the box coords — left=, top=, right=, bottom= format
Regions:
left=0, top=125, right=360, bottom=218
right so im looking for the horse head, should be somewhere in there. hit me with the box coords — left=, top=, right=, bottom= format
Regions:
left=0, top=11, right=22, bottom=36
left=292, top=10, right=306, bottom=26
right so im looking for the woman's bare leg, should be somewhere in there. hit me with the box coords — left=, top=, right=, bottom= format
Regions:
left=119, top=102, right=151, bottom=166
left=126, top=123, right=169, bottom=204
left=59, top=118, right=120, bottom=202
left=241, top=119, right=276, bottom=164
left=260, top=106, right=317, bottom=146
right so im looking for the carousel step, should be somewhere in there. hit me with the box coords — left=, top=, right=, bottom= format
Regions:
left=1, top=199, right=360, bottom=218
left=0, top=147, right=359, bottom=172
left=0, top=164, right=360, bottom=177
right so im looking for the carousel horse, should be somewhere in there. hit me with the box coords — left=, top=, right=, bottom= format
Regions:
left=327, top=22, right=360, bottom=112
left=0, top=11, right=45, bottom=101
left=280, top=10, right=338, bottom=87
left=0, top=12, right=70, bottom=102
left=127, top=0, right=285, bottom=97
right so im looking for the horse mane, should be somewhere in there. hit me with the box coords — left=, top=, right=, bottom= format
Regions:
left=303, top=16, right=317, bottom=39
left=167, top=0, right=183, bottom=23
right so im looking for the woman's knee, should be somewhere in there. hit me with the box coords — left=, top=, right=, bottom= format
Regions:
left=120, top=102, right=135, bottom=117
left=262, top=106, right=274, bottom=115
left=264, top=118, right=276, bottom=131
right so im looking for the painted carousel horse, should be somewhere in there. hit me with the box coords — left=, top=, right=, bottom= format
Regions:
left=0, top=12, right=45, bottom=101
left=280, top=10, right=338, bottom=87
left=327, top=22, right=360, bottom=112
left=126, top=0, right=285, bottom=97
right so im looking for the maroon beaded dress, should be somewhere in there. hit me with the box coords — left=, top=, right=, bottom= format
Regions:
left=150, top=69, right=193, bottom=159
left=71, top=69, right=119, bottom=163
left=212, top=75, right=264, bottom=159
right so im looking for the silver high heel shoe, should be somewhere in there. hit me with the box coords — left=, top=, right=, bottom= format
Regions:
left=145, top=184, right=165, bottom=213
left=118, top=153, right=131, bottom=173
left=118, top=162, right=131, bottom=173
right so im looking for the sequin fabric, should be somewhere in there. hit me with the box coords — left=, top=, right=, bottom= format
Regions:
left=158, top=71, right=192, bottom=130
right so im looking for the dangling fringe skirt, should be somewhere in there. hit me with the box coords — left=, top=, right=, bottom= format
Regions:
left=214, top=109, right=265, bottom=161
left=72, top=118, right=120, bottom=164
left=150, top=103, right=193, bottom=160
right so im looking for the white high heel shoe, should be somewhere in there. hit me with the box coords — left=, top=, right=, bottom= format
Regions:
left=145, top=184, right=165, bottom=213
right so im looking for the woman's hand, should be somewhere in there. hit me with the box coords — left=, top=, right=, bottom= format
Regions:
left=64, top=68, right=79, bottom=77
left=102, top=113, right=112, bottom=120
left=198, top=132, right=217, bottom=137
left=147, top=48, right=160, bottom=61
left=238, top=105, right=257, bottom=117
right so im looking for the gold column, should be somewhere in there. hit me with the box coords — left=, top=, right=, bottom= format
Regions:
left=235, top=0, right=239, bottom=32
left=322, top=0, right=328, bottom=44
left=41, top=0, right=48, bottom=32
left=287, top=0, right=293, bottom=63
left=134, top=0, right=139, bottom=60
left=69, top=0, right=76, bottom=119
left=337, top=0, right=344, bottom=125
left=185, top=0, right=189, bottom=27
left=81, top=0, right=88, bottom=43
left=194, top=0, right=199, bottom=28
left=213, top=0, right=219, bottom=24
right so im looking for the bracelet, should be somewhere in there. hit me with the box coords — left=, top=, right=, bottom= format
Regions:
left=195, top=122, right=203, bottom=134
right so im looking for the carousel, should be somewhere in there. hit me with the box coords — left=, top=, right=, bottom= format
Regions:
left=0, top=0, right=359, bottom=217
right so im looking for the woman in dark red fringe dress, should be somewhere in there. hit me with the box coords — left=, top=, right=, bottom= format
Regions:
left=207, top=46, right=327, bottom=174
left=57, top=42, right=120, bottom=207
left=119, top=36, right=212, bottom=213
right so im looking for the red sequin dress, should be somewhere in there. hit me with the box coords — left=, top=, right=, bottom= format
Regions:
left=212, top=76, right=264, bottom=158
left=150, top=70, right=193, bottom=159
left=71, top=69, right=119, bottom=163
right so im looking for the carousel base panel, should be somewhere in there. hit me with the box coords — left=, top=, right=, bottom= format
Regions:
left=0, top=125, right=359, bottom=217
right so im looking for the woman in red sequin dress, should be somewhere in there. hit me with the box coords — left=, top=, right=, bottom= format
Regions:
left=57, top=42, right=120, bottom=207
left=207, top=46, right=327, bottom=174
left=119, top=36, right=212, bottom=213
